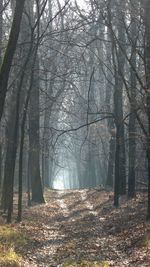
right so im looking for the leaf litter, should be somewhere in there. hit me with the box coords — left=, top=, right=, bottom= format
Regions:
left=1, top=189, right=150, bottom=266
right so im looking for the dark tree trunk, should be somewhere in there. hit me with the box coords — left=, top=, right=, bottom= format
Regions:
left=0, top=0, right=2, bottom=59
left=87, top=148, right=97, bottom=188
left=128, top=67, right=136, bottom=197
left=29, top=59, right=45, bottom=203
left=128, top=119, right=136, bottom=198
left=108, top=1, right=126, bottom=203
left=0, top=0, right=25, bottom=121
left=128, top=8, right=137, bottom=198
left=0, top=145, right=2, bottom=190
left=17, top=35, right=34, bottom=222
left=116, top=36, right=126, bottom=195
left=42, top=0, right=53, bottom=188
left=0, top=0, right=2, bottom=191
left=147, top=122, right=150, bottom=220
left=42, top=85, right=53, bottom=188
left=0, top=0, right=2, bottom=63
left=7, top=84, right=21, bottom=223
left=17, top=125, right=24, bottom=222
left=1, top=91, right=18, bottom=213
left=105, top=26, right=115, bottom=188
left=114, top=126, right=120, bottom=207
left=144, top=0, right=150, bottom=219
left=106, top=137, right=115, bottom=187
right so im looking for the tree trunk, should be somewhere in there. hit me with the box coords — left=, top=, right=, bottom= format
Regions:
left=128, top=2, right=137, bottom=198
left=7, top=83, right=21, bottom=223
left=0, top=0, right=25, bottom=121
left=114, top=126, right=120, bottom=207
left=106, top=137, right=115, bottom=187
left=42, top=78, right=53, bottom=188
left=0, top=145, right=2, bottom=190
left=1, top=91, right=18, bottom=212
left=17, top=37, right=35, bottom=222
left=128, top=16, right=137, bottom=198
left=105, top=26, right=115, bottom=188
left=108, top=1, right=126, bottom=203
left=28, top=59, right=45, bottom=203
left=116, top=12, right=126, bottom=195
left=144, top=0, right=150, bottom=219
left=0, top=0, right=3, bottom=191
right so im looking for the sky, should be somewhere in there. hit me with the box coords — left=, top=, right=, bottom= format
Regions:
left=60, top=0, right=86, bottom=9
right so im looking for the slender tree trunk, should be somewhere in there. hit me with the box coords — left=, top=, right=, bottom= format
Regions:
left=114, top=126, right=120, bottom=207
left=1, top=91, right=18, bottom=212
left=42, top=79, right=53, bottom=187
left=116, top=18, right=126, bottom=195
left=27, top=156, right=31, bottom=207
left=108, top=1, right=126, bottom=204
left=0, top=0, right=2, bottom=59
left=147, top=119, right=150, bottom=219
left=106, top=137, right=115, bottom=187
left=0, top=155, right=1, bottom=190
left=128, top=112, right=136, bottom=198
left=128, top=17, right=137, bottom=198
left=2, top=24, right=33, bottom=220
left=0, top=0, right=3, bottom=191
left=7, top=83, right=21, bottom=223
left=28, top=58, right=45, bottom=203
left=105, top=27, right=115, bottom=188
left=87, top=145, right=97, bottom=187
left=17, top=35, right=34, bottom=222
left=144, top=0, right=150, bottom=219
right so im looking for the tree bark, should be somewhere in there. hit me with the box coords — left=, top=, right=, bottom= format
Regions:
left=114, top=126, right=120, bottom=206
left=28, top=58, right=45, bottom=203
left=0, top=0, right=3, bottom=191
left=128, top=15, right=137, bottom=198
left=108, top=1, right=126, bottom=204
left=106, top=137, right=115, bottom=187
left=0, top=0, right=26, bottom=121
left=1, top=91, right=18, bottom=212
left=144, top=0, right=150, bottom=219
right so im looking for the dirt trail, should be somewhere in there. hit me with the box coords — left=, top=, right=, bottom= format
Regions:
left=17, top=189, right=150, bottom=267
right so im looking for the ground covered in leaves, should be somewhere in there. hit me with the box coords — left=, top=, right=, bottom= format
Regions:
left=1, top=189, right=150, bottom=266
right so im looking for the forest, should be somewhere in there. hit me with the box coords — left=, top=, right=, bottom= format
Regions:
left=0, top=0, right=150, bottom=266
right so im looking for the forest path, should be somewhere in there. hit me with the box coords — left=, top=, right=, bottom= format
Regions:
left=17, top=189, right=149, bottom=267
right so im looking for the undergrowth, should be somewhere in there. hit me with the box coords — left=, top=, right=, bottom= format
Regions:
left=0, top=225, right=28, bottom=266
left=141, top=238, right=150, bottom=248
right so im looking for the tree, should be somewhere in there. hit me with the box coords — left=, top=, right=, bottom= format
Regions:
left=144, top=0, right=150, bottom=219
left=128, top=1, right=137, bottom=198
left=0, top=0, right=3, bottom=189
left=0, top=0, right=26, bottom=121
left=28, top=58, right=45, bottom=203
left=107, top=1, right=126, bottom=206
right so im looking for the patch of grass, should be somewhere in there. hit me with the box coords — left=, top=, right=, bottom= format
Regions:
left=0, top=225, right=28, bottom=266
left=0, top=247, right=21, bottom=267
left=0, top=226, right=28, bottom=247
left=138, top=232, right=150, bottom=248
left=63, top=259, right=110, bottom=267
left=141, top=238, right=150, bottom=248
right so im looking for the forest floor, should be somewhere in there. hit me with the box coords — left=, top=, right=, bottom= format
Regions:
left=0, top=188, right=150, bottom=267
